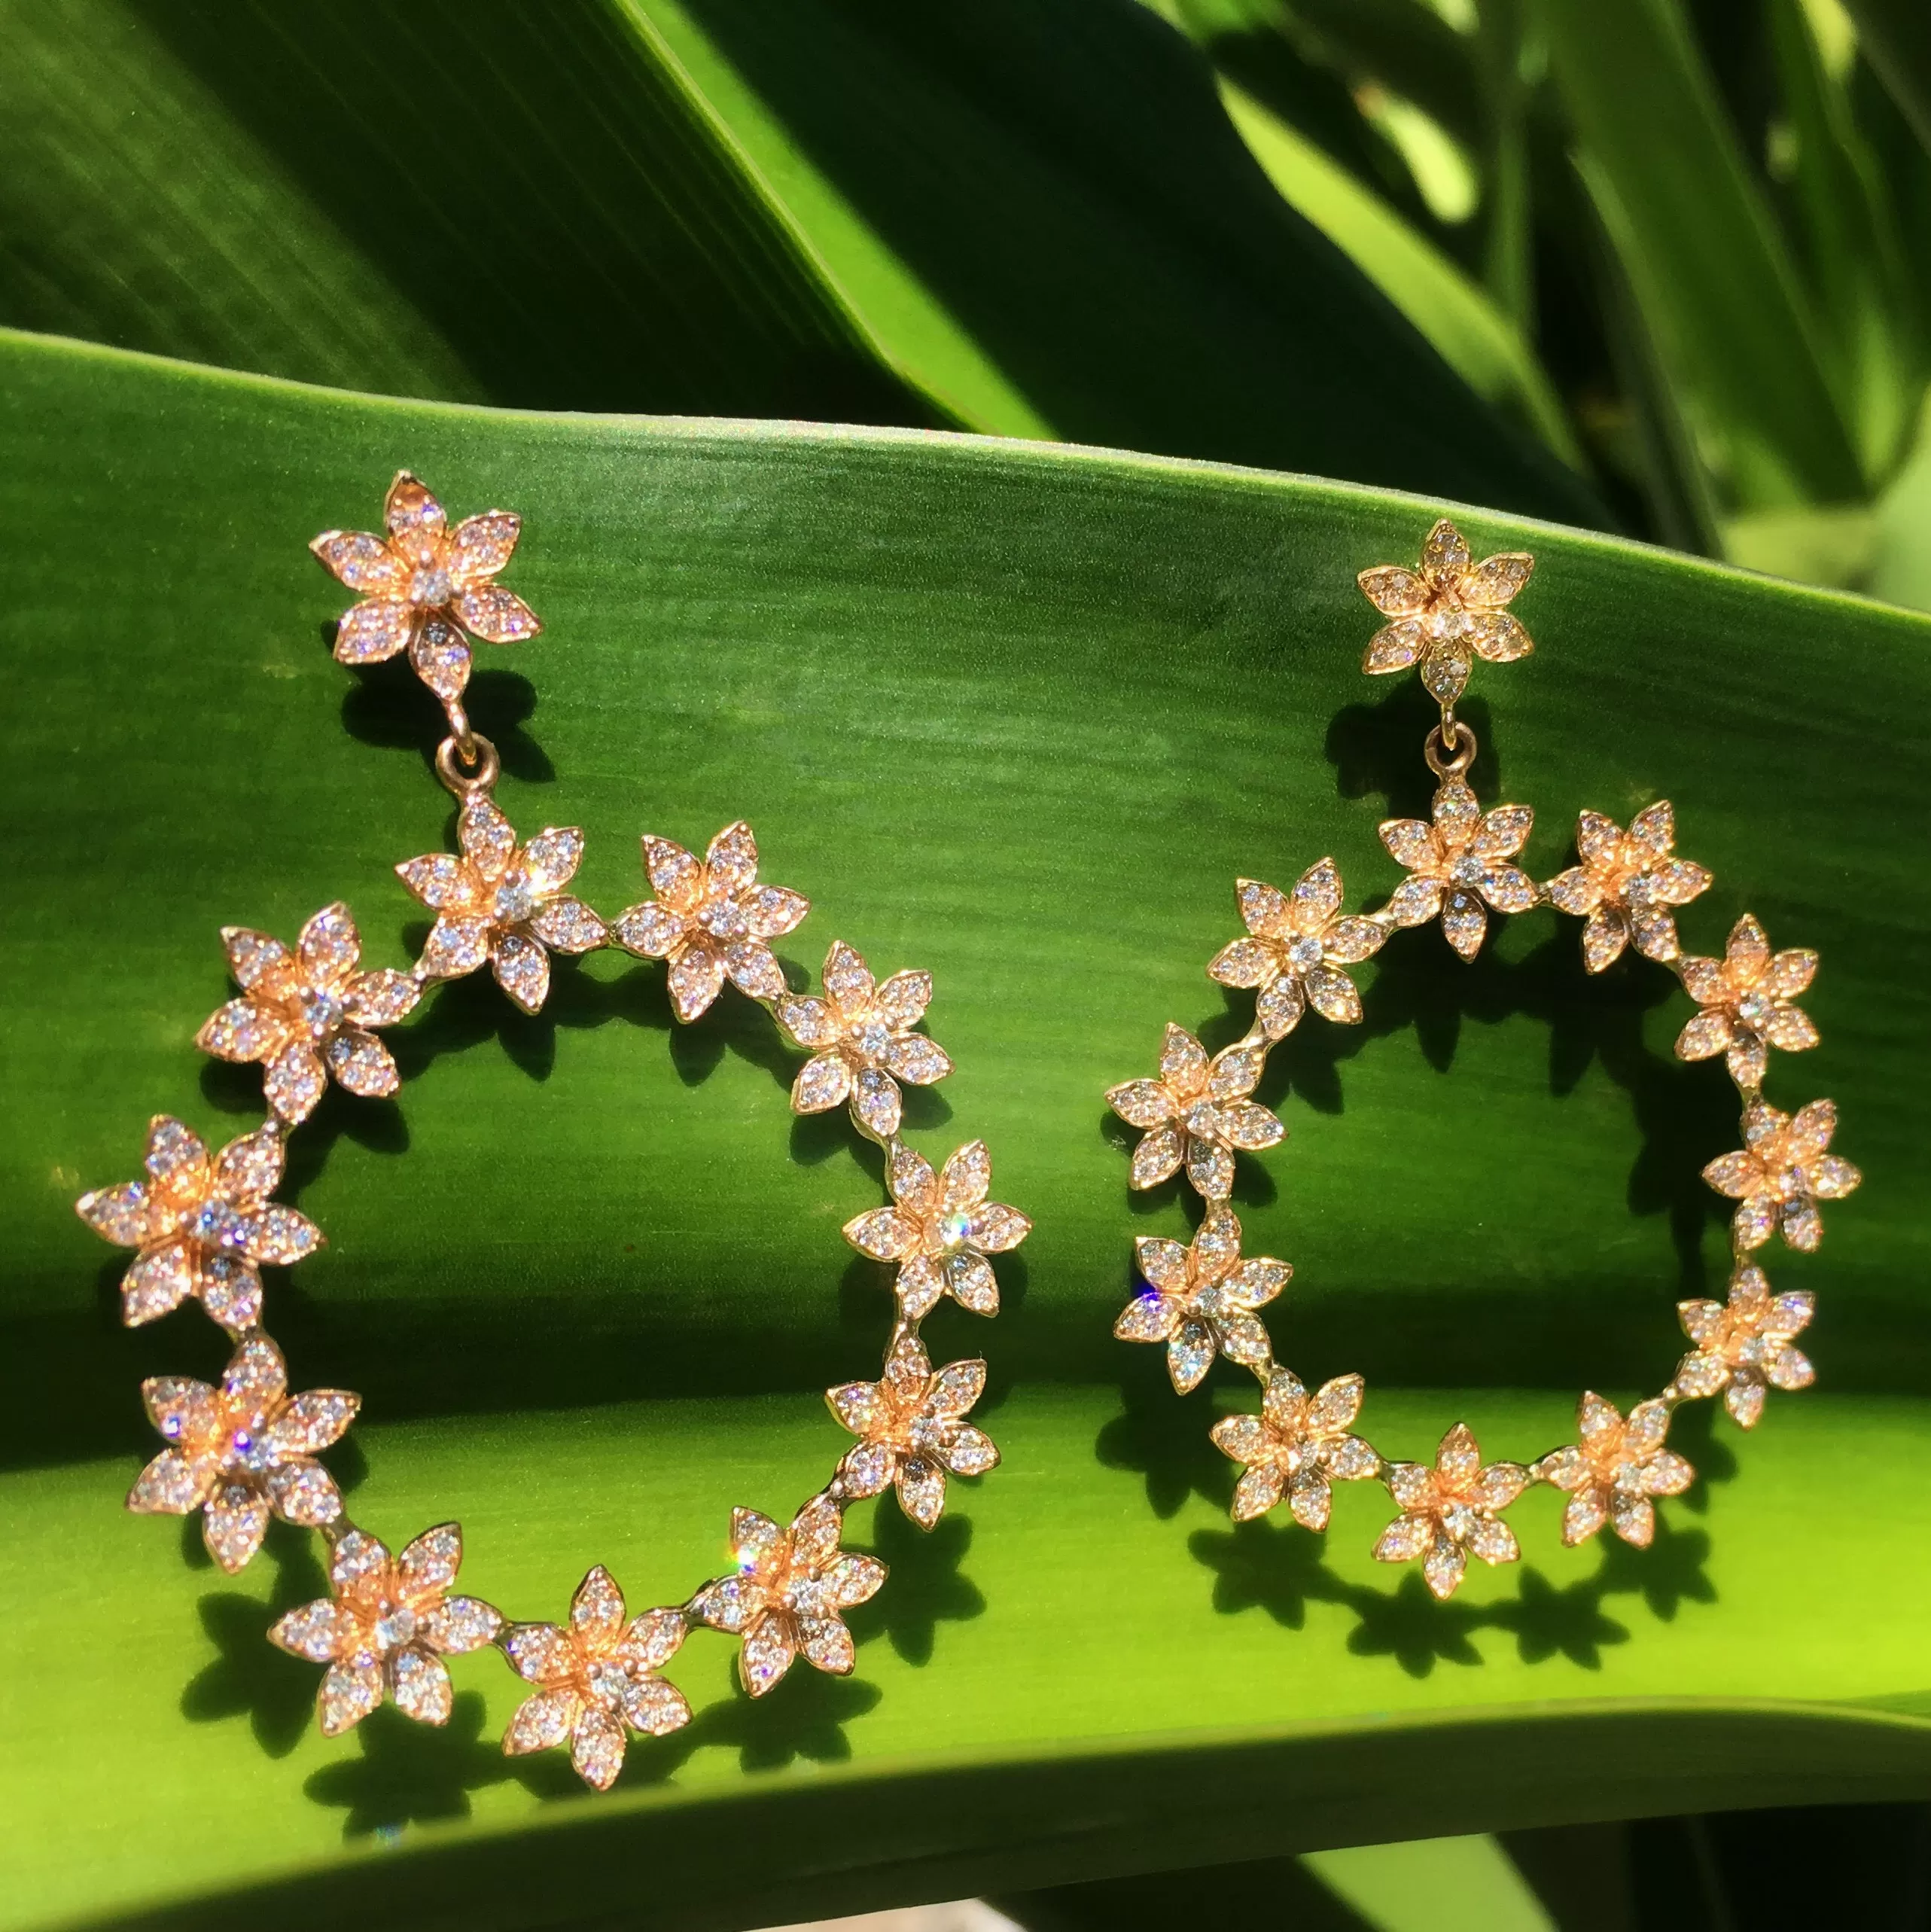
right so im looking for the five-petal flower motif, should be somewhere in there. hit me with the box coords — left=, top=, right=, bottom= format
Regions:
left=1208, top=861, right=1387, bottom=1040
left=1357, top=518, right=1535, bottom=705
left=1675, top=913, right=1819, bottom=1090
left=397, top=792, right=606, bottom=1014
left=1114, top=1205, right=1287, bottom=1393
left=501, top=1566, right=690, bottom=1790
left=690, top=1500, right=885, bottom=1698
left=827, top=1331, right=999, bottom=1528
left=1546, top=801, right=1710, bottom=972
left=126, top=1334, right=358, bottom=1571
left=611, top=821, right=809, bottom=1024
left=1373, top=1422, right=1529, bottom=1599
left=196, top=903, right=420, bottom=1123
left=1534, top=1393, right=1694, bottom=1549
left=1379, top=779, right=1537, bottom=961
left=1674, top=1263, right=1816, bottom=1428
left=1211, top=1367, right=1378, bottom=1525
left=270, top=1522, right=504, bottom=1735
left=778, top=941, right=952, bottom=1139
left=1702, top=1097, right=1859, bottom=1253
left=843, top=1139, right=1030, bottom=1318
left=312, top=472, right=538, bottom=709
left=1106, top=1024, right=1281, bottom=1199
left=76, top=1115, right=323, bottom=1331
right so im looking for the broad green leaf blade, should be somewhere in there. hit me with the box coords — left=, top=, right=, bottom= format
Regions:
left=644, top=0, right=1604, bottom=522
left=0, top=0, right=934, bottom=422
left=1537, top=0, right=1866, bottom=508
left=3, top=331, right=1930, bottom=1930
left=1214, top=79, right=1585, bottom=466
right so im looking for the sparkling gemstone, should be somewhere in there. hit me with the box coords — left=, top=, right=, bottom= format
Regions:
left=1450, top=855, right=1485, bottom=888
left=1737, top=990, right=1773, bottom=1029
left=586, top=1660, right=632, bottom=1711
left=291, top=985, right=346, bottom=1042
left=408, top=564, right=452, bottom=607
left=493, top=877, right=538, bottom=925
left=190, top=1201, right=247, bottom=1250
left=854, top=1019, right=893, bottom=1062
left=939, top=1209, right=973, bottom=1251
left=1285, top=936, right=1323, bottom=973
left=1182, top=1101, right=1220, bottom=1138
left=373, top=1604, right=418, bottom=1650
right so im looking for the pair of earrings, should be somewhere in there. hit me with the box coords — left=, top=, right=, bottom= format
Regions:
left=76, top=489, right=1857, bottom=1796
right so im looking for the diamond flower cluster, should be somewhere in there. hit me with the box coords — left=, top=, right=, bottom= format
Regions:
left=76, top=475, right=1028, bottom=1792
left=1103, top=519, right=1862, bottom=1598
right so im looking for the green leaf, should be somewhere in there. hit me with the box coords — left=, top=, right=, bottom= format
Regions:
left=646, top=0, right=1601, bottom=517
left=1537, top=0, right=1866, bottom=508
left=4, top=328, right=1929, bottom=1930
left=1844, top=0, right=1931, bottom=158
left=0, top=0, right=1602, bottom=523
left=1213, top=78, right=1585, bottom=466
left=0, top=0, right=928, bottom=424
left=1769, top=0, right=1923, bottom=480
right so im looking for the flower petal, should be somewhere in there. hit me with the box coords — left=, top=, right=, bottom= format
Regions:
left=945, top=1251, right=1000, bottom=1315
left=77, top=1180, right=150, bottom=1249
left=1185, top=1135, right=1234, bottom=1200
left=668, top=941, right=726, bottom=1022
left=145, top=1116, right=209, bottom=1184
left=1115, top=1290, right=1182, bottom=1343
left=705, top=821, right=761, bottom=894
left=1379, top=818, right=1436, bottom=871
left=455, top=584, right=539, bottom=643
left=1357, top=565, right=1429, bottom=615
left=1107, top=1079, right=1175, bottom=1129
left=449, top=510, right=521, bottom=582
left=127, top=1447, right=208, bottom=1516
left=1168, top=1318, right=1217, bottom=1393
left=334, top=599, right=411, bottom=663
left=1159, top=1023, right=1209, bottom=1092
left=327, top=1029, right=401, bottom=1099
left=1232, top=1464, right=1286, bottom=1522
left=319, top=1657, right=385, bottom=1735
left=570, top=1703, right=626, bottom=1789
left=196, top=998, right=282, bottom=1064
left=204, top=1483, right=271, bottom=1573
left=885, top=1033, right=952, bottom=1086
left=1210, top=937, right=1277, bottom=989
left=843, top=1205, right=919, bottom=1262
left=398, top=1522, right=464, bottom=1601
left=937, top=1139, right=989, bottom=1211
left=1442, top=888, right=1487, bottom=960
left=391, top=1645, right=454, bottom=1726
left=121, top=1241, right=194, bottom=1324
left=409, top=617, right=472, bottom=699
left=489, top=931, right=550, bottom=1014
left=1363, top=618, right=1426, bottom=673
left=876, top=970, right=934, bottom=1028
left=747, top=885, right=809, bottom=938
left=611, top=901, right=687, bottom=961
left=571, top=1565, right=627, bottom=1645
left=964, top=1202, right=1031, bottom=1252
left=1467, top=611, right=1531, bottom=662
left=270, top=1598, right=343, bottom=1662
left=851, top=1065, right=903, bottom=1139
left=1581, top=905, right=1628, bottom=974
left=1385, top=875, right=1442, bottom=928
left=504, top=1684, right=580, bottom=1752
left=1128, top=1124, right=1186, bottom=1190
left=419, top=915, right=492, bottom=980
left=1305, top=963, right=1362, bottom=1025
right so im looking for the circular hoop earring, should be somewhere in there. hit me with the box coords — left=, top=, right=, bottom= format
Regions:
left=75, top=474, right=1030, bottom=1789
left=1104, top=519, right=1861, bottom=1599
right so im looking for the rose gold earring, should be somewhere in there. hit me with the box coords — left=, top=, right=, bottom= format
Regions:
left=1104, top=520, right=1859, bottom=1598
left=75, top=473, right=1029, bottom=1789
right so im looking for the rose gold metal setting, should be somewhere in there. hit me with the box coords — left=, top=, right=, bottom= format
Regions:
left=75, top=474, right=1028, bottom=1790
left=1105, top=517, right=1861, bottom=1599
